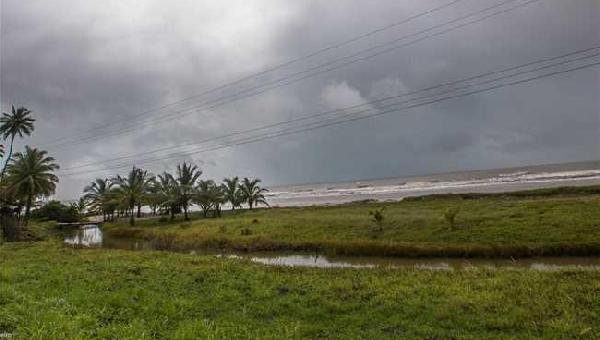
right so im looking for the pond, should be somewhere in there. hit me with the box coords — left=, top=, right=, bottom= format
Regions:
left=63, top=225, right=600, bottom=270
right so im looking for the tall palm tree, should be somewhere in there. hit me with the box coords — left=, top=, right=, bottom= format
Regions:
left=113, top=167, right=151, bottom=226
left=83, top=178, right=114, bottom=222
left=156, top=172, right=179, bottom=220
left=211, top=184, right=227, bottom=217
left=240, top=178, right=269, bottom=210
left=0, top=106, right=35, bottom=178
left=194, top=179, right=215, bottom=218
left=134, top=169, right=153, bottom=218
left=70, top=197, right=88, bottom=221
left=5, top=146, right=59, bottom=225
left=223, top=176, right=244, bottom=212
left=174, top=162, right=202, bottom=220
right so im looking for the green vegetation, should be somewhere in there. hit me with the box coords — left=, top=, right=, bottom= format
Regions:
left=30, top=200, right=80, bottom=223
left=0, top=105, right=35, bottom=178
left=81, top=161, right=269, bottom=225
left=1, top=242, right=598, bottom=339
left=1, top=106, right=62, bottom=239
left=104, top=186, right=600, bottom=257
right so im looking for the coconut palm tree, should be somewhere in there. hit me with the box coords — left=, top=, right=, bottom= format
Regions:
left=223, top=176, right=244, bottom=212
left=4, top=146, right=59, bottom=225
left=70, top=197, right=88, bottom=221
left=240, top=177, right=269, bottom=210
left=209, top=183, right=226, bottom=217
left=83, top=178, right=115, bottom=222
left=113, top=167, right=152, bottom=226
left=173, top=162, right=202, bottom=220
left=0, top=106, right=35, bottom=178
left=156, top=172, right=179, bottom=220
left=194, top=179, right=215, bottom=218
left=134, top=169, right=153, bottom=218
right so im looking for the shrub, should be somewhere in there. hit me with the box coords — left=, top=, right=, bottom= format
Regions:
left=240, top=228, right=252, bottom=236
left=158, top=216, right=169, bottom=223
left=444, top=207, right=460, bottom=230
left=31, top=200, right=79, bottom=223
left=179, top=222, right=192, bottom=229
left=368, top=207, right=385, bottom=231
left=219, top=225, right=227, bottom=233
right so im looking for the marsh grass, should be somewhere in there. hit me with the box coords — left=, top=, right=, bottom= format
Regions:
left=0, top=242, right=598, bottom=339
left=102, top=186, right=600, bottom=257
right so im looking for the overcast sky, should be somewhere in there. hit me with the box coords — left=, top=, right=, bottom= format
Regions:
left=1, top=0, right=598, bottom=200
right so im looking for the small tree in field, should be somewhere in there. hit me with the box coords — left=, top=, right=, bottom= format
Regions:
left=369, top=207, right=385, bottom=231
left=444, top=207, right=460, bottom=230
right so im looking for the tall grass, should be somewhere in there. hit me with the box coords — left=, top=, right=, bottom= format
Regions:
left=1, top=242, right=598, bottom=339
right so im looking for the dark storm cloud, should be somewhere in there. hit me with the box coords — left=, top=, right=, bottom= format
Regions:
left=1, top=0, right=598, bottom=199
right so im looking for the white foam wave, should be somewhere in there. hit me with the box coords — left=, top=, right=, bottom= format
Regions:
left=267, top=170, right=600, bottom=200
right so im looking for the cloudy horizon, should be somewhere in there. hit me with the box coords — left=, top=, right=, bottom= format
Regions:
left=1, top=0, right=598, bottom=200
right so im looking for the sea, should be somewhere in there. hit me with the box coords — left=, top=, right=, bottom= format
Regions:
left=265, top=161, right=600, bottom=207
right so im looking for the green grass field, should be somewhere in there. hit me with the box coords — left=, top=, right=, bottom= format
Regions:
left=1, top=242, right=598, bottom=339
left=104, top=186, right=600, bottom=257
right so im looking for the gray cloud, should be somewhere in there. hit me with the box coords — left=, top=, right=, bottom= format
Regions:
left=1, top=0, right=598, bottom=200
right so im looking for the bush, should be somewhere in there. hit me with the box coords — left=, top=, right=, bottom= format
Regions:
left=443, top=207, right=460, bottom=230
left=31, top=200, right=79, bottom=223
left=368, top=207, right=385, bottom=231
left=158, top=216, right=169, bottom=223
left=179, top=222, right=192, bottom=229
left=240, top=228, right=252, bottom=236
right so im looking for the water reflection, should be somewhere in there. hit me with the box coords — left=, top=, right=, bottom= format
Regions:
left=63, top=225, right=600, bottom=270
left=225, top=254, right=600, bottom=270
left=63, top=225, right=103, bottom=247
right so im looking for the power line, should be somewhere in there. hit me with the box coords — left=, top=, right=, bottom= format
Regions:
left=57, top=46, right=600, bottom=172
left=47, top=0, right=540, bottom=150
left=58, top=57, right=600, bottom=177
left=41, top=0, right=465, bottom=146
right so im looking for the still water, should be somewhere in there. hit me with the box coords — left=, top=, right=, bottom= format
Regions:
left=63, top=225, right=600, bottom=270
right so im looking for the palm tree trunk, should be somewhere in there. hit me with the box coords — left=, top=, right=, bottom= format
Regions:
left=137, top=203, right=141, bottom=218
left=23, top=194, right=32, bottom=228
left=129, top=206, right=134, bottom=226
left=0, top=134, right=15, bottom=179
left=170, top=207, right=175, bottom=221
left=184, top=206, right=189, bottom=221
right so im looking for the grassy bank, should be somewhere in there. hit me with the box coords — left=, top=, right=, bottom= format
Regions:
left=103, top=186, right=600, bottom=257
left=1, top=242, right=598, bottom=339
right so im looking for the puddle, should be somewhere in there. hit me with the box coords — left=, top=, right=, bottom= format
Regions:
left=63, top=224, right=600, bottom=270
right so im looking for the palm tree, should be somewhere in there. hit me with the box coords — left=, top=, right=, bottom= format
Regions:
left=223, top=176, right=244, bottom=212
left=113, top=167, right=151, bottom=226
left=70, top=197, right=88, bottom=221
left=209, top=184, right=226, bottom=217
left=0, top=106, right=35, bottom=178
left=134, top=169, right=153, bottom=218
left=145, top=178, right=161, bottom=215
left=5, top=146, right=59, bottom=225
left=83, top=178, right=114, bottom=222
left=156, top=172, right=179, bottom=220
left=240, top=178, right=269, bottom=210
left=173, top=162, right=202, bottom=221
left=194, top=180, right=215, bottom=218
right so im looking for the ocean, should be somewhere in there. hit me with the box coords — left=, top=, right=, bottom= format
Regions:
left=265, top=161, right=600, bottom=207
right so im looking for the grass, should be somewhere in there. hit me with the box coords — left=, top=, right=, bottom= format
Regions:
left=103, top=186, right=600, bottom=257
left=1, top=242, right=598, bottom=339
